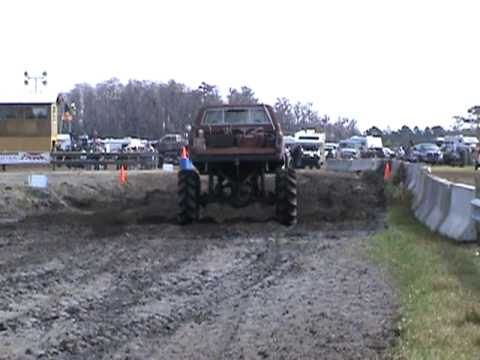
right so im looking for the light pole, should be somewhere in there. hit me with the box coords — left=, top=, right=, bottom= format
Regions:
left=24, top=71, right=47, bottom=93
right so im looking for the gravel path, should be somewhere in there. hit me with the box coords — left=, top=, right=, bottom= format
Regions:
left=0, top=217, right=397, bottom=359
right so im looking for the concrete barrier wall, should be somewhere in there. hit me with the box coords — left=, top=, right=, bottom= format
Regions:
left=438, top=183, right=476, bottom=242
left=350, top=159, right=378, bottom=172
left=404, top=163, right=412, bottom=187
left=414, top=175, right=436, bottom=222
left=407, top=164, right=420, bottom=192
left=402, top=162, right=476, bottom=242
left=326, top=159, right=380, bottom=173
left=407, top=164, right=419, bottom=190
left=412, top=169, right=428, bottom=210
left=391, top=160, right=400, bottom=178
left=424, top=177, right=451, bottom=232
left=327, top=159, right=477, bottom=242
left=326, top=159, right=352, bottom=172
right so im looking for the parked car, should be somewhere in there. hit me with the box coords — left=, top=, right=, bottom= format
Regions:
left=338, top=140, right=360, bottom=159
left=412, top=143, right=443, bottom=164
left=464, top=136, right=479, bottom=152
left=361, top=147, right=385, bottom=158
left=325, top=142, right=338, bottom=159
left=155, top=133, right=187, bottom=165
left=441, top=144, right=468, bottom=166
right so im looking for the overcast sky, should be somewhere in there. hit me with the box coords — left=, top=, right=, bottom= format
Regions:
left=1, top=0, right=479, bottom=131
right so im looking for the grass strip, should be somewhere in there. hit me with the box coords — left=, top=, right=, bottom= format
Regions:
left=369, top=204, right=480, bottom=359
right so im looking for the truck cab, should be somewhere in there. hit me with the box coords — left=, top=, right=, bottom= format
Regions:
left=189, top=104, right=285, bottom=174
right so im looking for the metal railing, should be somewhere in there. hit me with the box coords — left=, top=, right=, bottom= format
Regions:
left=50, top=151, right=160, bottom=171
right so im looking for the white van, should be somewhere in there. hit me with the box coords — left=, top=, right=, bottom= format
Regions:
left=293, top=129, right=326, bottom=168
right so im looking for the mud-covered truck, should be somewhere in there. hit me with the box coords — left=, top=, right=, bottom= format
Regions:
left=178, top=104, right=297, bottom=225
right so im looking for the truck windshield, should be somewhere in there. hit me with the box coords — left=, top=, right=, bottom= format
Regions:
left=203, top=108, right=271, bottom=125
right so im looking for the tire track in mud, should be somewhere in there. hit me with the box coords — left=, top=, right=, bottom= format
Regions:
left=0, top=228, right=128, bottom=346
left=103, top=232, right=295, bottom=359
left=214, top=234, right=282, bottom=360
left=2, top=222, right=238, bottom=356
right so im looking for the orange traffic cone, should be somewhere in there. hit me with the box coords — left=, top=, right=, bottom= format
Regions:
left=181, top=146, right=188, bottom=159
left=384, top=161, right=392, bottom=181
left=180, top=146, right=193, bottom=170
left=119, top=165, right=128, bottom=185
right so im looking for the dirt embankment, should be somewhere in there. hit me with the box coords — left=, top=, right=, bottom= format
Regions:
left=0, top=169, right=384, bottom=224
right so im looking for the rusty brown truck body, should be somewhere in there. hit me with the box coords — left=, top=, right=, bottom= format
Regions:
left=178, top=104, right=297, bottom=225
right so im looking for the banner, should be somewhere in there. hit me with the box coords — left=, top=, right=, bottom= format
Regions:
left=0, top=152, right=50, bottom=165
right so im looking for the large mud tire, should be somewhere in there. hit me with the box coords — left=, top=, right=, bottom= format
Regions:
left=276, top=168, right=297, bottom=226
left=178, top=170, right=200, bottom=225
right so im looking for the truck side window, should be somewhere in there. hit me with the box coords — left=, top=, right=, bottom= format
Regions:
left=204, top=110, right=223, bottom=124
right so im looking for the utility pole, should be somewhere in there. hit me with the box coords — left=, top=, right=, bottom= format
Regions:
left=24, top=71, right=47, bottom=93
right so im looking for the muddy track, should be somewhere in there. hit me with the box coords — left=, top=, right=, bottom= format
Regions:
left=0, top=217, right=397, bottom=359
left=0, top=170, right=397, bottom=359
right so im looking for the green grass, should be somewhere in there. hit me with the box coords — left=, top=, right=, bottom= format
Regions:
left=369, top=204, right=480, bottom=359
left=429, top=165, right=476, bottom=185
left=431, top=165, right=475, bottom=174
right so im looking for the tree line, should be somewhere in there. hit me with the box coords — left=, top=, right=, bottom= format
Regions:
left=366, top=121, right=478, bottom=148
left=64, top=78, right=361, bottom=140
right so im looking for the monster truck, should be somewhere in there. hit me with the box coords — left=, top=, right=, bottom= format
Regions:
left=178, top=104, right=297, bottom=225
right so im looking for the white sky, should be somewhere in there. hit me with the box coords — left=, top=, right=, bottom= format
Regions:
left=1, top=0, right=479, bottom=131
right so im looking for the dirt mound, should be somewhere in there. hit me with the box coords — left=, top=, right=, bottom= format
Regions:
left=0, top=169, right=384, bottom=225
left=298, top=170, right=383, bottom=222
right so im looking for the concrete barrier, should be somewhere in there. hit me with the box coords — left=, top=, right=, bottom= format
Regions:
left=327, top=159, right=382, bottom=173
left=412, top=169, right=428, bottom=210
left=407, top=163, right=420, bottom=189
left=391, top=160, right=400, bottom=178
left=438, top=183, right=476, bottom=242
left=407, top=164, right=420, bottom=191
left=424, top=177, right=452, bottom=232
left=397, top=160, right=475, bottom=242
left=326, top=159, right=352, bottom=172
left=405, top=163, right=414, bottom=190
left=414, top=175, right=436, bottom=222
left=350, top=159, right=379, bottom=172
